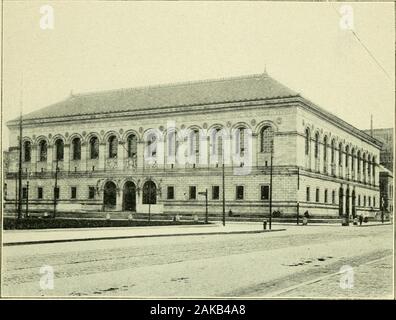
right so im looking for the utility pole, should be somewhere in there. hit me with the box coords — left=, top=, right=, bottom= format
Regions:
left=53, top=158, right=59, bottom=218
left=17, top=113, right=23, bottom=219
left=25, top=180, right=29, bottom=218
left=269, top=140, right=274, bottom=230
left=222, top=154, right=225, bottom=227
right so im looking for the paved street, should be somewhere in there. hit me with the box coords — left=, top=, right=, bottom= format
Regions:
left=1, top=224, right=393, bottom=298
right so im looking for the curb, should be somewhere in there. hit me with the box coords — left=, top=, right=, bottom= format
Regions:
left=3, top=228, right=286, bottom=246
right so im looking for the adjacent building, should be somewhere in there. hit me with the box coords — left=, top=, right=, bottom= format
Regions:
left=3, top=73, right=382, bottom=220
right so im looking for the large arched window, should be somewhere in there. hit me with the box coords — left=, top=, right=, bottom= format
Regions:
left=127, top=134, right=137, bottom=158
left=338, top=143, right=343, bottom=166
left=235, top=127, right=246, bottom=157
left=314, top=132, right=320, bottom=159
left=260, top=126, right=274, bottom=153
left=55, top=139, right=64, bottom=161
left=108, top=135, right=118, bottom=158
left=39, top=140, right=47, bottom=162
left=89, top=136, right=99, bottom=159
left=189, top=129, right=200, bottom=162
left=323, top=136, right=328, bottom=161
left=72, top=137, right=81, bottom=160
left=305, top=128, right=310, bottom=155
left=146, top=131, right=158, bottom=159
left=357, top=150, right=361, bottom=173
left=23, top=141, right=31, bottom=162
left=367, top=154, right=371, bottom=176
left=345, top=145, right=349, bottom=168
left=331, top=139, right=335, bottom=163
left=363, top=153, right=367, bottom=177
left=142, top=180, right=157, bottom=204
left=351, top=148, right=355, bottom=170
left=211, top=128, right=223, bottom=161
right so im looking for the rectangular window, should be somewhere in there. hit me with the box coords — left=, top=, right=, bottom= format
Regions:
left=22, top=187, right=28, bottom=199
left=373, top=197, right=376, bottom=207
left=89, top=187, right=95, bottom=199
left=316, top=188, right=320, bottom=202
left=212, top=186, right=220, bottom=200
left=358, top=195, right=361, bottom=206
left=54, top=187, right=60, bottom=200
left=324, top=189, right=328, bottom=203
left=306, top=187, right=310, bottom=202
left=167, top=186, right=175, bottom=200
left=368, top=197, right=371, bottom=207
left=38, top=187, right=43, bottom=199
left=261, top=185, right=270, bottom=200
left=236, top=185, right=244, bottom=200
left=364, top=196, right=366, bottom=207
left=71, top=187, right=77, bottom=199
left=189, top=186, right=196, bottom=200
left=332, top=190, right=336, bottom=204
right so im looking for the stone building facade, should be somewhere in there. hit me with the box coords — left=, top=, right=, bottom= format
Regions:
left=3, top=73, right=382, bottom=219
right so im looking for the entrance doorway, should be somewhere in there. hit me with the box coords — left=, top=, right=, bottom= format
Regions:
left=123, top=181, right=136, bottom=211
left=103, top=181, right=117, bottom=210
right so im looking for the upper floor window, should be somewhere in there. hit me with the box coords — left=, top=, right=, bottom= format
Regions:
left=236, top=185, right=244, bottom=200
left=260, top=126, right=274, bottom=153
left=127, top=134, right=137, bottom=158
left=331, top=139, right=335, bottom=163
left=72, top=137, right=81, bottom=160
left=345, top=145, right=349, bottom=168
left=39, top=140, right=48, bottom=162
left=323, top=136, right=328, bottom=161
left=55, top=139, right=64, bottom=161
left=23, top=141, right=31, bottom=162
left=351, top=148, right=355, bottom=170
left=167, top=130, right=177, bottom=159
left=108, top=135, right=118, bottom=158
left=314, top=132, right=320, bottom=159
left=235, top=127, right=246, bottom=157
left=189, top=129, right=200, bottom=163
left=305, top=128, right=310, bottom=155
left=357, top=150, right=361, bottom=172
left=89, top=136, right=99, bottom=159
left=338, top=143, right=343, bottom=166
left=211, top=128, right=224, bottom=161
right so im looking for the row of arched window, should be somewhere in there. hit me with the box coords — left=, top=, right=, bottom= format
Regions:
left=22, top=126, right=275, bottom=163
left=22, top=134, right=138, bottom=162
left=304, top=127, right=377, bottom=179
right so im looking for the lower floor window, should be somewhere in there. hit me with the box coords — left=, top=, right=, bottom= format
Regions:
left=167, top=186, right=175, bottom=200
left=236, top=185, right=244, bottom=200
left=71, top=187, right=77, bottom=199
left=189, top=186, right=196, bottom=200
left=261, top=185, right=269, bottom=200
left=38, top=187, right=43, bottom=199
left=212, top=186, right=220, bottom=200
left=54, top=187, right=60, bottom=200
left=89, top=187, right=95, bottom=199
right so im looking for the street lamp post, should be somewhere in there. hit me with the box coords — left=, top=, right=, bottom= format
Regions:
left=53, top=158, right=59, bottom=218
left=25, top=180, right=29, bottom=218
left=269, top=140, right=274, bottom=230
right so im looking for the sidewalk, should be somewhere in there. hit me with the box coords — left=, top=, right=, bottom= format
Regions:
left=2, top=222, right=285, bottom=246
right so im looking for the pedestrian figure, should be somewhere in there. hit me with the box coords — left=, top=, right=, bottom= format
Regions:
left=353, top=216, right=358, bottom=225
left=303, top=210, right=309, bottom=226
left=359, top=215, right=363, bottom=226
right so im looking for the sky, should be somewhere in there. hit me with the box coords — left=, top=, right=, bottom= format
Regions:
left=1, top=1, right=394, bottom=150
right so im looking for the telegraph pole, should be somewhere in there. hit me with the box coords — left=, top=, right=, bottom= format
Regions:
left=25, top=180, right=29, bottom=218
left=53, top=158, right=59, bottom=218
left=222, top=153, right=225, bottom=226
left=269, top=140, right=274, bottom=230
left=17, top=111, right=23, bottom=219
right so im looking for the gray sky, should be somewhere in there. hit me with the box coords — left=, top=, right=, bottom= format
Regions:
left=2, top=1, right=394, bottom=150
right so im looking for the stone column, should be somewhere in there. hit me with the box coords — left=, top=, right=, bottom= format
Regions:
left=81, top=142, right=87, bottom=172
left=137, top=140, right=144, bottom=169
left=31, top=145, right=37, bottom=172
left=116, top=187, right=123, bottom=211
left=47, top=146, right=53, bottom=171
left=117, top=141, right=125, bottom=170
left=63, top=144, right=70, bottom=172
left=251, top=133, right=257, bottom=168
left=99, top=143, right=106, bottom=170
